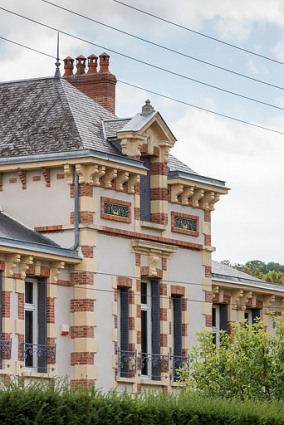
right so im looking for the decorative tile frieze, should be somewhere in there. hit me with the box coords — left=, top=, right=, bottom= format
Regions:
left=171, top=212, right=199, bottom=236
left=101, top=197, right=131, bottom=223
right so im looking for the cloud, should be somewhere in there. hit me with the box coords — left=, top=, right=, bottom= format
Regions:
left=170, top=106, right=284, bottom=263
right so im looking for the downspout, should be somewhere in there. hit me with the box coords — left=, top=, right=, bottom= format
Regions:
left=70, top=169, right=79, bottom=250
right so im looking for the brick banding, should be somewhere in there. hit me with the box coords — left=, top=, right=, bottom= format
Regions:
left=81, top=246, right=94, bottom=258
left=71, top=326, right=94, bottom=339
left=35, top=225, right=63, bottom=233
left=70, top=352, right=94, bottom=365
left=171, top=285, right=185, bottom=297
left=70, top=272, right=94, bottom=286
left=117, top=276, right=132, bottom=288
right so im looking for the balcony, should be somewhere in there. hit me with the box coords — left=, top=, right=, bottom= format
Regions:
left=117, top=349, right=137, bottom=378
left=171, top=355, right=189, bottom=382
left=0, top=339, right=12, bottom=362
left=22, top=343, right=56, bottom=373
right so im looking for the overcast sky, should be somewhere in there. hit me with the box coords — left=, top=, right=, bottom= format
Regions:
left=1, top=0, right=284, bottom=265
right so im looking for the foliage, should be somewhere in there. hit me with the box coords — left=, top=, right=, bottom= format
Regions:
left=0, top=379, right=284, bottom=424
left=221, top=260, right=284, bottom=284
left=178, top=315, right=284, bottom=401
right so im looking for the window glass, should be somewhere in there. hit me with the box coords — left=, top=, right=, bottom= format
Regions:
left=25, top=281, right=33, bottom=304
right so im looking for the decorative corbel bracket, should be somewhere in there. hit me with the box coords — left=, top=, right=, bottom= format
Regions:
left=5, top=254, right=21, bottom=277
left=128, top=174, right=140, bottom=194
left=181, top=186, right=194, bottom=205
left=119, top=133, right=146, bottom=157
left=75, top=164, right=102, bottom=185
left=104, top=168, right=118, bottom=188
left=49, top=261, right=65, bottom=284
left=148, top=254, right=159, bottom=277
left=191, top=189, right=204, bottom=207
left=241, top=291, right=253, bottom=310
left=116, top=171, right=129, bottom=191
left=264, top=294, right=276, bottom=314
left=203, top=191, right=215, bottom=211
left=231, top=289, right=244, bottom=310
left=93, top=165, right=106, bottom=186
left=171, top=184, right=183, bottom=203
left=19, top=256, right=33, bottom=279
left=64, top=164, right=74, bottom=185
left=209, top=193, right=220, bottom=211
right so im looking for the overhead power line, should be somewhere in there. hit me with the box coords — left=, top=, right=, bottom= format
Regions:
left=1, top=35, right=284, bottom=136
left=0, top=6, right=283, bottom=112
left=0, top=35, right=56, bottom=59
left=113, top=0, right=284, bottom=67
left=42, top=0, right=284, bottom=92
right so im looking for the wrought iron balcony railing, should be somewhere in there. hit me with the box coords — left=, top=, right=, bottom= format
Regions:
left=171, top=355, right=190, bottom=381
left=117, top=349, right=137, bottom=377
left=140, top=353, right=170, bottom=380
left=0, top=340, right=12, bottom=360
left=22, top=343, right=56, bottom=363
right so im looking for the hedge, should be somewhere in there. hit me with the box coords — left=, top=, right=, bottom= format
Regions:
left=0, top=380, right=283, bottom=424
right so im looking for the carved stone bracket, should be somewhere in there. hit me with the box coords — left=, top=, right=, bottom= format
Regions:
left=231, top=289, right=244, bottom=310
left=209, top=194, right=220, bottom=211
left=203, top=191, right=215, bottom=211
left=120, top=135, right=146, bottom=157
left=171, top=184, right=183, bottom=203
left=19, top=256, right=34, bottom=279
left=49, top=261, right=65, bottom=284
left=104, top=168, right=118, bottom=188
left=93, top=165, right=106, bottom=186
left=241, top=291, right=253, bottom=310
left=128, top=174, right=140, bottom=194
left=116, top=171, right=129, bottom=191
left=148, top=255, right=159, bottom=277
left=5, top=254, right=21, bottom=277
left=264, top=294, right=276, bottom=314
left=64, top=164, right=74, bottom=185
left=191, top=189, right=204, bottom=207
left=181, top=186, right=194, bottom=205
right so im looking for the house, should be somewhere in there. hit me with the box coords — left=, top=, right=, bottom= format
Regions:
left=0, top=52, right=280, bottom=393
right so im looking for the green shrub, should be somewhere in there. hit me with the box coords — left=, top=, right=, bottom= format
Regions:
left=0, top=379, right=282, bottom=424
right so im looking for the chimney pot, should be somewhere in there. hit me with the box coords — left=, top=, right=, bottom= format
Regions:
left=99, top=52, right=110, bottom=73
left=63, top=56, right=74, bottom=77
left=87, top=54, right=98, bottom=74
left=76, top=55, right=86, bottom=75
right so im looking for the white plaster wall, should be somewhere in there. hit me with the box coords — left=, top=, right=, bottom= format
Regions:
left=45, top=229, right=75, bottom=249
left=94, top=233, right=135, bottom=277
left=168, top=204, right=204, bottom=245
left=167, top=248, right=204, bottom=347
left=0, top=168, right=73, bottom=228
left=55, top=285, right=74, bottom=380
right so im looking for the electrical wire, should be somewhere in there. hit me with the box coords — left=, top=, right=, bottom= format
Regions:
left=1, top=34, right=283, bottom=136
left=42, top=0, right=284, bottom=92
left=113, top=0, right=284, bottom=67
left=0, top=35, right=56, bottom=59
left=0, top=7, right=284, bottom=112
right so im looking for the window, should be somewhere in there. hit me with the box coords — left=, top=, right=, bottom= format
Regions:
left=117, top=288, right=130, bottom=377
left=141, top=280, right=161, bottom=380
left=172, top=296, right=182, bottom=381
left=24, top=278, right=47, bottom=373
left=244, top=309, right=260, bottom=325
left=140, top=156, right=151, bottom=221
left=212, top=304, right=228, bottom=345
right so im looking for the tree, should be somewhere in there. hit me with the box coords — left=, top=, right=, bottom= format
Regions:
left=178, top=316, right=284, bottom=400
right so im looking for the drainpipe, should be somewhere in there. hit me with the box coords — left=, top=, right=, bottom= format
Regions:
left=70, top=169, right=79, bottom=250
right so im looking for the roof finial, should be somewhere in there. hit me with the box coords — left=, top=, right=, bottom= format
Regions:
left=142, top=99, right=155, bottom=115
left=54, top=32, right=61, bottom=78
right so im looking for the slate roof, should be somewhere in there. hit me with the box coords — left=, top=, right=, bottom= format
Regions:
left=0, top=76, right=201, bottom=177
left=212, top=260, right=262, bottom=282
left=0, top=211, right=60, bottom=247
left=0, top=77, right=119, bottom=157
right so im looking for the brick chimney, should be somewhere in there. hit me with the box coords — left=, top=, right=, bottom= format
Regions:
left=63, top=52, right=117, bottom=114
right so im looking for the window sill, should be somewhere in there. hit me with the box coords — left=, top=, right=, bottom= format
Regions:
left=116, top=376, right=136, bottom=383
left=141, top=222, right=166, bottom=231
left=141, top=378, right=168, bottom=386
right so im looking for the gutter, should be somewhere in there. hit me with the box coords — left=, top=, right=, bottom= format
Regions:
left=70, top=169, right=79, bottom=250
left=212, top=274, right=284, bottom=293
left=0, top=237, right=81, bottom=260
left=168, top=170, right=228, bottom=189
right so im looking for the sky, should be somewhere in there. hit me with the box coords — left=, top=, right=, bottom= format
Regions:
left=0, top=0, right=284, bottom=265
